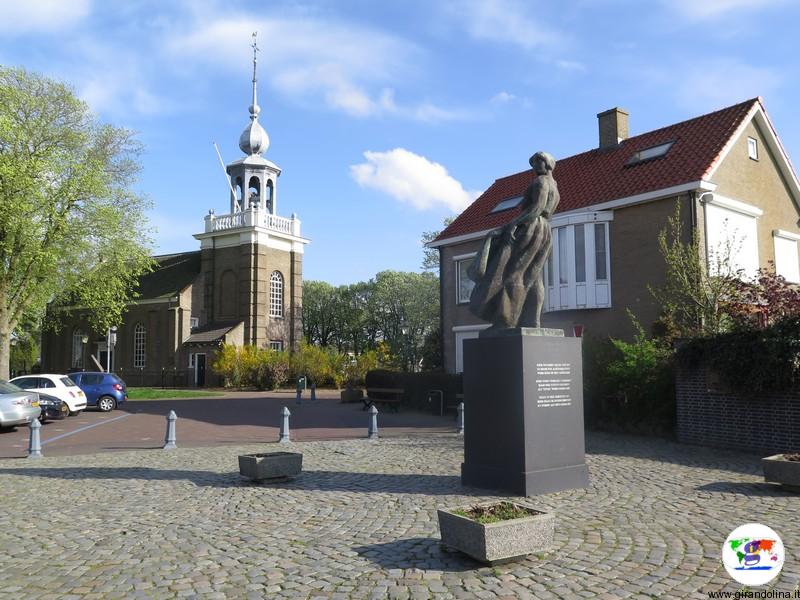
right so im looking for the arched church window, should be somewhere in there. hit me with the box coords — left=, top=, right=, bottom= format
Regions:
left=266, top=180, right=274, bottom=213
left=248, top=176, right=261, bottom=208
left=270, top=271, right=284, bottom=318
left=133, top=323, right=146, bottom=368
left=72, top=329, right=86, bottom=369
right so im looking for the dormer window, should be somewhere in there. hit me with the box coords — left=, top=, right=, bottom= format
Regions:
left=626, top=141, right=674, bottom=166
left=490, top=196, right=523, bottom=213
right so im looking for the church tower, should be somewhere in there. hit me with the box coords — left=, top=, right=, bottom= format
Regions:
left=194, top=33, right=309, bottom=351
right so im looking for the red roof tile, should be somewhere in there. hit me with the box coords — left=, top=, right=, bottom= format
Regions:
left=435, top=98, right=759, bottom=243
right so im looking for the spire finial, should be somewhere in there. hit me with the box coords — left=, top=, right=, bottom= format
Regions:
left=238, top=32, right=269, bottom=156
left=249, top=31, right=260, bottom=121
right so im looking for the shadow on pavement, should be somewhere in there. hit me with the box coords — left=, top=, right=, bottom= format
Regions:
left=586, top=432, right=761, bottom=476
left=0, top=467, right=489, bottom=495
left=695, top=481, right=792, bottom=497
left=121, top=396, right=454, bottom=432
left=352, top=537, right=482, bottom=572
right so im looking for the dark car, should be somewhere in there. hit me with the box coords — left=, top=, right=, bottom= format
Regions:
left=67, top=372, right=128, bottom=412
left=37, top=393, right=69, bottom=423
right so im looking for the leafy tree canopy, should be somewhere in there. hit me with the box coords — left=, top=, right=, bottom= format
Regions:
left=0, top=66, right=154, bottom=378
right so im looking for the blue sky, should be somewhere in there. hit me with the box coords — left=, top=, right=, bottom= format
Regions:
left=1, top=0, right=798, bottom=284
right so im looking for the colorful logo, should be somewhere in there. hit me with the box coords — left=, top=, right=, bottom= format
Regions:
left=722, top=523, right=784, bottom=586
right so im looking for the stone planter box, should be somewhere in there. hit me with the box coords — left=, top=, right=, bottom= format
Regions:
left=238, top=452, right=302, bottom=482
left=762, top=454, right=800, bottom=492
left=437, top=501, right=554, bottom=564
left=340, top=387, right=364, bottom=403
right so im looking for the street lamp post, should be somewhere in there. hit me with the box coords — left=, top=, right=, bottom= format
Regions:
left=400, top=320, right=410, bottom=372
left=81, top=335, right=88, bottom=370
left=10, top=337, right=17, bottom=378
left=106, top=326, right=118, bottom=373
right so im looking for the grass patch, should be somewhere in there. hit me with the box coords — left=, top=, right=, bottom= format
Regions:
left=127, top=388, right=224, bottom=400
left=452, top=502, right=542, bottom=524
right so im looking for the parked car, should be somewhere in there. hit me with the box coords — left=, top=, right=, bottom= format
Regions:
left=37, top=393, right=69, bottom=423
left=67, top=372, right=128, bottom=412
left=9, top=374, right=87, bottom=415
left=0, top=381, right=41, bottom=429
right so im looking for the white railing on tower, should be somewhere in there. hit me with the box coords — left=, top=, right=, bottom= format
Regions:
left=204, top=208, right=299, bottom=236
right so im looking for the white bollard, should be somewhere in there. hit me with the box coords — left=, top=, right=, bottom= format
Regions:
left=279, top=406, right=291, bottom=443
left=163, top=410, right=177, bottom=450
left=368, top=405, right=379, bottom=440
left=28, top=419, right=43, bottom=459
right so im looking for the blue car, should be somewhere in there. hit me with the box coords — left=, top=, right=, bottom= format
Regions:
left=67, top=372, right=128, bottom=412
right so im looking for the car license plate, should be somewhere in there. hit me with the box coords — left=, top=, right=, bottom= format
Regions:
left=31, top=401, right=39, bottom=407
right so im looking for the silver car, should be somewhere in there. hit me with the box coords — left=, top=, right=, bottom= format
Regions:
left=0, top=381, right=41, bottom=429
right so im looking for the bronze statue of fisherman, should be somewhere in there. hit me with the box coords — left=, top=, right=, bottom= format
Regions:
left=468, top=151, right=559, bottom=331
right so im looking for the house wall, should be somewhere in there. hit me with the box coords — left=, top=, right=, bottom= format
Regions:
left=541, top=195, right=692, bottom=339
left=710, top=119, right=800, bottom=267
left=440, top=238, right=485, bottom=373
left=439, top=195, right=692, bottom=372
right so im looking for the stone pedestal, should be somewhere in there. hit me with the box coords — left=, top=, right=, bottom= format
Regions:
left=461, top=328, right=589, bottom=496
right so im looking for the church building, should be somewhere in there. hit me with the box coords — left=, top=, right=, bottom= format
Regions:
left=41, top=38, right=309, bottom=387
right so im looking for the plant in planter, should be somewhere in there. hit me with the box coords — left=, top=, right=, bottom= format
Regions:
left=437, top=501, right=554, bottom=564
left=762, top=452, right=800, bottom=492
left=238, top=452, right=302, bottom=482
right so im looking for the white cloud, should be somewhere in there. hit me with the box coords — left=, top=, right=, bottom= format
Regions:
left=667, top=0, right=784, bottom=20
left=491, top=91, right=516, bottom=104
left=445, top=0, right=562, bottom=51
left=0, top=0, right=91, bottom=33
left=350, top=148, right=480, bottom=212
left=167, top=16, right=468, bottom=122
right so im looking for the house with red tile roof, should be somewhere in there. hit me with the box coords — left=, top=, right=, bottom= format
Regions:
left=427, top=99, right=800, bottom=373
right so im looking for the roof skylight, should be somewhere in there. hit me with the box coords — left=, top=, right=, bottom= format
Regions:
left=626, top=141, right=675, bottom=165
left=490, top=196, right=523, bottom=213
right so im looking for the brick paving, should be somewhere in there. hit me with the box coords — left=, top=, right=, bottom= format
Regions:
left=0, top=432, right=799, bottom=599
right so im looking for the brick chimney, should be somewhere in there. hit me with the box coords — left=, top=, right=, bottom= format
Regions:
left=597, top=107, right=629, bottom=149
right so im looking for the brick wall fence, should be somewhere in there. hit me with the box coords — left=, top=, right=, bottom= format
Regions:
left=676, top=362, right=800, bottom=455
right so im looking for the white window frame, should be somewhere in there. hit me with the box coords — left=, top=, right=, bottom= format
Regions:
left=544, top=212, right=613, bottom=312
left=269, top=340, right=284, bottom=351
left=773, top=229, right=800, bottom=283
left=189, top=317, right=199, bottom=330
left=748, top=137, right=759, bottom=161
left=270, top=271, right=284, bottom=318
left=702, top=194, right=761, bottom=280
left=453, top=324, right=490, bottom=373
left=133, top=323, right=146, bottom=369
left=453, top=252, right=477, bottom=305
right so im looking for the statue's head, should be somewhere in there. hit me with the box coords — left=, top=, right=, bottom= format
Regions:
left=530, top=151, right=556, bottom=174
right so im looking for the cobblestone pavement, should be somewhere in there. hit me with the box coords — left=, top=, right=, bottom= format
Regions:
left=0, top=433, right=798, bottom=599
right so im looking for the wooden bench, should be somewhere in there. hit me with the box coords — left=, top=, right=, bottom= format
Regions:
left=363, top=387, right=404, bottom=412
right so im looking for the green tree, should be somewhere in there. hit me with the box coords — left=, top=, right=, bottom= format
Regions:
left=371, top=270, right=439, bottom=371
left=421, top=216, right=455, bottom=270
left=650, top=204, right=743, bottom=337
left=301, top=280, right=339, bottom=346
left=0, top=67, right=154, bottom=379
